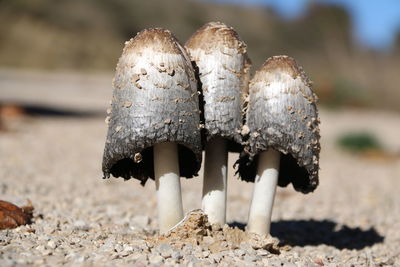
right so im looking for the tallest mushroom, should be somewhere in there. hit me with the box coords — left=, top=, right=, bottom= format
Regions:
left=186, top=22, right=251, bottom=226
left=102, top=29, right=202, bottom=234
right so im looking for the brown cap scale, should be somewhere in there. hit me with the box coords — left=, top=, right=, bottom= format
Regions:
left=185, top=22, right=251, bottom=226
left=237, top=55, right=320, bottom=236
left=102, top=28, right=202, bottom=233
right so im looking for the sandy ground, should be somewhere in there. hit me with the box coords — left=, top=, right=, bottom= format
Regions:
left=1, top=69, right=400, bottom=266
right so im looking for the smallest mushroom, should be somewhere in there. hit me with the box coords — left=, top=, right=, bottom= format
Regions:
left=238, top=55, right=321, bottom=236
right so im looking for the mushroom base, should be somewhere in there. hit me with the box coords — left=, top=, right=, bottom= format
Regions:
left=202, top=137, right=228, bottom=225
left=247, top=149, right=279, bottom=236
left=154, top=142, right=184, bottom=234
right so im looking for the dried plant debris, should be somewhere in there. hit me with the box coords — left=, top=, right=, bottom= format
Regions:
left=148, top=210, right=280, bottom=254
left=0, top=104, right=26, bottom=131
left=0, top=104, right=26, bottom=119
left=0, top=200, right=34, bottom=230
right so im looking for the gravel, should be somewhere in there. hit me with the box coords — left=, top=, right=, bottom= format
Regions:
left=1, top=70, right=400, bottom=266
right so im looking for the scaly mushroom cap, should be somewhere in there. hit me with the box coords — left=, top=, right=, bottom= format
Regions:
left=185, top=22, right=251, bottom=151
left=238, top=55, right=320, bottom=193
left=102, top=28, right=202, bottom=185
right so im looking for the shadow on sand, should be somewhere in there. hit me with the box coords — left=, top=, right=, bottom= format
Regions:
left=229, top=219, right=384, bottom=250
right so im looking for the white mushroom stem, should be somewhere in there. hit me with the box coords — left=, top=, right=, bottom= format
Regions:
left=202, top=137, right=228, bottom=226
left=247, top=149, right=280, bottom=236
left=154, top=142, right=184, bottom=234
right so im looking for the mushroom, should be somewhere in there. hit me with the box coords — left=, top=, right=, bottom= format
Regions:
left=237, top=55, right=320, bottom=236
left=185, top=22, right=251, bottom=226
left=102, top=28, right=202, bottom=234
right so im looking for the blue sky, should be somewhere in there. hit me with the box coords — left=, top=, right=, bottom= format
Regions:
left=202, top=0, right=400, bottom=50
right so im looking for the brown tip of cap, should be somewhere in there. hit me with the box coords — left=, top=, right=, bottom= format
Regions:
left=256, top=55, right=312, bottom=86
left=123, top=28, right=182, bottom=55
left=185, top=21, right=247, bottom=54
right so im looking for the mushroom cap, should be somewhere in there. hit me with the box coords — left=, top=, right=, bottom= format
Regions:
left=102, top=28, right=202, bottom=185
left=185, top=22, right=251, bottom=152
left=237, top=55, right=320, bottom=193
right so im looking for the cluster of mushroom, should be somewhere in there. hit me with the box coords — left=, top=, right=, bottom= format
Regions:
left=102, top=22, right=320, bottom=236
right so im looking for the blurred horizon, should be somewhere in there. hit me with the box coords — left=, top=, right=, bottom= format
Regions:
left=1, top=0, right=400, bottom=111
left=203, top=0, right=400, bottom=51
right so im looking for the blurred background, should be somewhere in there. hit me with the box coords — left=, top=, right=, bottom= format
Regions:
left=1, top=0, right=400, bottom=155
left=1, top=0, right=400, bottom=110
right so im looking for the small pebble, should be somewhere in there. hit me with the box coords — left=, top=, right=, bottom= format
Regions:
left=156, top=243, right=174, bottom=258
left=149, top=255, right=164, bottom=264
left=47, top=240, right=57, bottom=249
